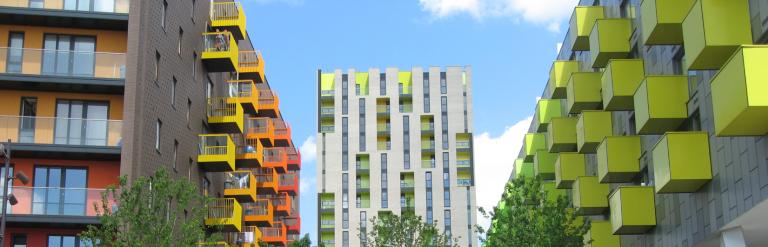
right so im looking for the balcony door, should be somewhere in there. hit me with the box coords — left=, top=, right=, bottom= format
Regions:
left=42, top=34, right=95, bottom=77
left=18, top=97, right=37, bottom=143
left=6, top=32, right=24, bottom=73
left=54, top=100, right=109, bottom=146
left=32, top=166, right=88, bottom=216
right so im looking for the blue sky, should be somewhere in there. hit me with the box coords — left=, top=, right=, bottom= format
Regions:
left=241, top=0, right=579, bottom=243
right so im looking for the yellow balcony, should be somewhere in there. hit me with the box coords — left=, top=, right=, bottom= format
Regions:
left=572, top=176, right=609, bottom=215
left=546, top=117, right=578, bottom=153
left=209, top=1, right=246, bottom=40
left=244, top=199, right=274, bottom=226
left=514, top=158, right=534, bottom=179
left=523, top=133, right=547, bottom=162
left=198, top=134, right=236, bottom=172
left=597, top=136, right=641, bottom=183
left=633, top=76, right=688, bottom=134
left=205, top=198, right=242, bottom=232
left=227, top=80, right=259, bottom=114
left=682, top=0, right=752, bottom=70
left=554, top=153, right=585, bottom=189
left=541, top=181, right=566, bottom=203
left=566, top=72, right=602, bottom=114
left=567, top=6, right=605, bottom=51
left=224, top=171, right=257, bottom=203
left=576, top=110, right=613, bottom=153
left=584, top=220, right=620, bottom=247
left=711, top=45, right=768, bottom=136
left=601, top=59, right=645, bottom=110
left=239, top=51, right=265, bottom=83
left=534, top=99, right=563, bottom=132
left=207, top=97, right=244, bottom=133
left=547, top=61, right=580, bottom=99
left=202, top=31, right=239, bottom=72
left=609, top=186, right=656, bottom=235
left=589, top=19, right=632, bottom=68
left=652, top=132, right=712, bottom=193
left=533, top=150, right=557, bottom=180
left=640, top=0, right=696, bottom=45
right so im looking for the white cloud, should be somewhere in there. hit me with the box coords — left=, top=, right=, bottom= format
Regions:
left=419, top=0, right=579, bottom=32
left=473, top=116, right=533, bottom=231
left=299, top=136, right=317, bottom=164
left=300, top=176, right=316, bottom=195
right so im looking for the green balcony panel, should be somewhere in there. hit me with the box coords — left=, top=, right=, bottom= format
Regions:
left=548, top=61, right=581, bottom=99
left=589, top=19, right=632, bottom=68
left=534, top=150, right=557, bottom=180
left=566, top=72, right=603, bottom=114
left=524, top=133, right=547, bottom=162
left=682, top=0, right=752, bottom=70
left=514, top=158, right=535, bottom=179
left=541, top=181, right=566, bottom=203
left=576, top=110, right=613, bottom=153
left=609, top=186, right=656, bottom=235
left=634, top=76, right=689, bottom=134
left=535, top=99, right=564, bottom=132
left=572, top=176, right=609, bottom=215
left=640, top=0, right=696, bottom=45
left=601, top=59, right=645, bottom=110
left=554, top=153, right=586, bottom=189
left=546, top=117, right=578, bottom=153
left=652, top=132, right=712, bottom=193
left=584, top=220, right=620, bottom=247
left=568, top=6, right=605, bottom=51
left=597, top=136, right=642, bottom=183
left=711, top=45, right=768, bottom=136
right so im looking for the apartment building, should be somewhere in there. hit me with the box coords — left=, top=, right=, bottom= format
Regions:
left=0, top=0, right=300, bottom=246
left=316, top=67, right=478, bottom=247
left=498, top=0, right=768, bottom=246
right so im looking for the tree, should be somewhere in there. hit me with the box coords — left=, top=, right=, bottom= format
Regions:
left=287, top=234, right=312, bottom=247
left=361, top=212, right=459, bottom=247
left=80, top=169, right=216, bottom=246
left=477, top=176, right=589, bottom=247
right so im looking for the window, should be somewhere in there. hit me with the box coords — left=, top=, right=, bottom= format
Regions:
left=33, top=167, right=87, bottom=215
left=42, top=34, right=96, bottom=77
left=173, top=140, right=179, bottom=170
left=155, top=120, right=162, bottom=151
left=342, top=74, right=348, bottom=114
left=178, top=28, right=184, bottom=54
left=190, top=0, right=196, bottom=20
left=186, top=99, right=192, bottom=126
left=171, top=77, right=177, bottom=106
left=155, top=51, right=161, bottom=82
left=54, top=100, right=109, bottom=146
left=426, top=172, right=432, bottom=188
left=192, top=52, right=197, bottom=79
left=161, top=0, right=167, bottom=28
left=379, top=73, right=386, bottom=95
left=381, top=190, right=388, bottom=208
left=343, top=211, right=349, bottom=229
left=12, top=234, right=26, bottom=247
left=444, top=190, right=451, bottom=207
left=18, top=97, right=37, bottom=143
left=423, top=72, right=430, bottom=113
left=343, top=231, right=349, bottom=247
left=440, top=72, right=447, bottom=94
left=342, top=117, right=349, bottom=171
left=47, top=235, right=93, bottom=247
left=206, top=79, right=213, bottom=99
left=7, top=32, right=24, bottom=73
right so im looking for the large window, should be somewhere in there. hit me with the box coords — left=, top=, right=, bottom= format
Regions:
left=18, top=97, right=37, bottom=143
left=42, top=34, right=96, bottom=77
left=55, top=100, right=109, bottom=146
left=33, top=166, right=88, bottom=215
left=6, top=32, right=24, bottom=73
left=47, top=235, right=94, bottom=247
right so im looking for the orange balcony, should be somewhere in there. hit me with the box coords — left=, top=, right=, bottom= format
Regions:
left=263, top=147, right=288, bottom=172
left=222, top=226, right=262, bottom=247
left=244, top=117, right=275, bottom=147
left=254, top=168, right=279, bottom=194
left=260, top=222, right=288, bottom=246
left=286, top=145, right=301, bottom=171
left=235, top=138, right=264, bottom=168
left=243, top=199, right=274, bottom=226
left=227, top=80, right=259, bottom=114
left=285, top=216, right=301, bottom=233
left=239, top=50, right=266, bottom=83
left=273, top=118, right=291, bottom=146
left=269, top=193, right=292, bottom=216
left=257, top=88, right=280, bottom=117
left=279, top=172, right=299, bottom=196
left=224, top=170, right=257, bottom=203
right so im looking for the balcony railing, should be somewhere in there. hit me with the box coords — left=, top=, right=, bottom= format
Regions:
left=3, top=186, right=116, bottom=217
left=0, top=115, right=122, bottom=147
left=203, top=32, right=234, bottom=53
left=320, top=107, right=334, bottom=115
left=457, top=179, right=472, bottom=186
left=198, top=135, right=231, bottom=156
left=238, top=51, right=262, bottom=73
left=457, top=160, right=471, bottom=167
left=320, top=90, right=335, bottom=96
left=0, top=47, right=126, bottom=79
left=320, top=125, right=334, bottom=132
left=400, top=181, right=415, bottom=189
left=273, top=118, right=289, bottom=137
left=421, top=140, right=435, bottom=149
left=244, top=117, right=271, bottom=135
left=243, top=200, right=271, bottom=216
left=456, top=141, right=471, bottom=149
left=279, top=173, right=297, bottom=186
left=0, top=0, right=129, bottom=13
left=224, top=171, right=251, bottom=190
left=376, top=105, right=390, bottom=114
left=421, top=160, right=435, bottom=168
left=320, top=220, right=335, bottom=228
left=421, top=122, right=434, bottom=132
left=320, top=201, right=334, bottom=209
left=210, top=2, right=241, bottom=21
left=377, top=123, right=391, bottom=132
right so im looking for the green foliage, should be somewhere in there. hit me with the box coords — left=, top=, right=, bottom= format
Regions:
left=287, top=234, right=312, bottom=247
left=478, top=176, right=589, bottom=247
left=361, top=212, right=459, bottom=247
left=80, top=168, right=216, bottom=247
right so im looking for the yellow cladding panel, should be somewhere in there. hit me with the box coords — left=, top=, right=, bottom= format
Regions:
left=554, top=153, right=585, bottom=189
left=682, top=0, right=752, bottom=70
left=652, top=132, right=712, bottom=193
left=633, top=76, right=689, bottom=134
left=541, top=181, right=566, bottom=203
left=572, top=176, right=609, bottom=215
left=584, top=220, right=620, bottom=247
left=601, top=59, right=645, bottom=110
left=711, top=46, right=768, bottom=136
left=640, top=0, right=696, bottom=45
left=524, top=133, right=547, bottom=162
left=566, top=72, right=603, bottom=114
left=546, top=117, right=578, bottom=153
left=576, top=110, right=613, bottom=153
left=534, top=150, right=557, bottom=180
left=320, top=73, right=335, bottom=91
left=548, top=61, right=581, bottom=99
left=569, top=6, right=606, bottom=51
left=589, top=19, right=632, bottom=68
left=535, top=99, right=564, bottom=132
left=596, top=136, right=641, bottom=183
left=609, top=186, right=656, bottom=235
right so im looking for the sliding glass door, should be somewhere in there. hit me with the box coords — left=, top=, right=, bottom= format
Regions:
left=32, top=167, right=88, bottom=216
left=42, top=34, right=95, bottom=77
left=54, top=100, right=109, bottom=146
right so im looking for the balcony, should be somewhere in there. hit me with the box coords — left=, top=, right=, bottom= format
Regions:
left=377, top=123, right=391, bottom=136
left=652, top=132, right=712, bottom=193
left=0, top=48, right=125, bottom=93
left=681, top=0, right=752, bottom=70
left=270, top=193, right=292, bottom=216
left=272, top=118, right=291, bottom=146
left=541, top=181, right=566, bottom=203
left=260, top=222, right=287, bottom=246
left=572, top=176, right=609, bottom=215
left=286, top=145, right=301, bottom=171
left=554, top=153, right=585, bottom=189
left=400, top=177, right=415, bottom=192
left=567, top=6, right=605, bottom=51
left=421, top=159, right=436, bottom=169
left=589, top=19, right=632, bottom=68
left=243, top=199, right=273, bottom=226
left=3, top=186, right=115, bottom=227
left=205, top=198, right=242, bottom=232
left=533, top=150, right=556, bottom=180
left=576, top=110, right=613, bottom=153
left=514, top=158, right=534, bottom=179
left=546, top=117, right=577, bottom=153
left=633, top=76, right=688, bottom=134
left=457, top=178, right=472, bottom=187
left=566, top=72, right=602, bottom=114
left=257, top=88, right=280, bottom=117
left=243, top=117, right=274, bottom=147
left=711, top=46, right=768, bottom=136
left=254, top=168, right=278, bottom=194
left=198, top=134, right=236, bottom=172
left=421, top=139, right=435, bottom=153
left=206, top=97, right=244, bottom=133
left=601, top=59, right=645, bottom=110
left=320, top=73, right=335, bottom=101
left=640, top=0, right=696, bottom=45
left=221, top=226, right=261, bottom=247
left=356, top=155, right=370, bottom=173
left=609, top=186, right=656, bottom=235
left=534, top=99, right=563, bottom=132
left=596, top=136, right=641, bottom=183
left=584, top=220, right=620, bottom=247
left=356, top=178, right=370, bottom=193
left=202, top=31, right=239, bottom=72
left=279, top=172, right=298, bottom=195
left=226, top=80, right=258, bottom=114
left=263, top=147, right=288, bottom=172
left=319, top=106, right=335, bottom=119
left=285, top=216, right=301, bottom=233
left=456, top=133, right=472, bottom=152
left=319, top=125, right=334, bottom=133
left=0, top=115, right=121, bottom=159
left=235, top=138, right=263, bottom=168
left=320, top=196, right=335, bottom=213
left=319, top=218, right=335, bottom=231
left=457, top=159, right=471, bottom=171
left=376, top=104, right=391, bottom=117
left=547, top=61, right=580, bottom=99
left=209, top=1, right=246, bottom=40
left=224, top=171, right=256, bottom=203
left=421, top=121, right=435, bottom=135
left=523, top=133, right=546, bottom=162
left=0, top=0, right=129, bottom=30
left=238, top=50, right=265, bottom=83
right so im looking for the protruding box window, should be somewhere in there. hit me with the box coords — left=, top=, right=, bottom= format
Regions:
left=652, top=132, right=712, bottom=193
left=568, top=6, right=605, bottom=51
left=640, top=0, right=696, bottom=45
left=601, top=59, right=645, bottom=111
left=681, top=0, right=752, bottom=70
left=533, top=150, right=557, bottom=180
left=633, top=76, right=688, bottom=134
left=576, top=110, right=613, bottom=153
left=609, top=186, right=656, bottom=235
left=589, top=19, right=632, bottom=68
left=547, top=61, right=580, bottom=99
left=572, top=176, right=609, bottom=215
left=596, top=136, right=641, bottom=183
left=554, top=153, right=585, bottom=189
left=566, top=72, right=603, bottom=114
left=546, top=117, right=578, bottom=153
left=710, top=45, right=768, bottom=136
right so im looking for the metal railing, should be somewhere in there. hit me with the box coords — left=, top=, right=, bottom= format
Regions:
left=279, top=173, right=297, bottom=186
left=400, top=181, right=415, bottom=188
left=320, top=220, right=335, bottom=228
left=273, top=118, right=289, bottom=136
left=0, top=47, right=125, bottom=78
left=210, top=2, right=240, bottom=21
left=206, top=97, right=238, bottom=117
left=377, top=123, right=391, bottom=132
left=242, top=200, right=270, bottom=216
left=320, top=200, right=334, bottom=209
left=264, top=148, right=285, bottom=162
left=0, top=115, right=122, bottom=147
left=238, top=51, right=261, bottom=70
left=421, top=122, right=434, bottom=132
left=421, top=140, right=436, bottom=149
left=0, top=0, right=129, bottom=13
left=244, top=118, right=270, bottom=134
left=422, top=160, right=435, bottom=168
left=224, top=171, right=251, bottom=189
left=320, top=125, right=334, bottom=132
left=457, top=179, right=472, bottom=186
left=286, top=147, right=299, bottom=162
left=456, top=141, right=471, bottom=149
left=227, top=80, right=254, bottom=98
left=457, top=160, right=471, bottom=167
left=199, top=135, right=230, bottom=156
left=202, top=32, right=233, bottom=53
left=376, top=105, right=390, bottom=114
left=207, top=198, right=235, bottom=219
left=320, top=107, right=334, bottom=114
left=258, top=89, right=276, bottom=106
left=356, top=161, right=370, bottom=170
left=320, top=90, right=335, bottom=96
left=3, top=186, right=116, bottom=216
